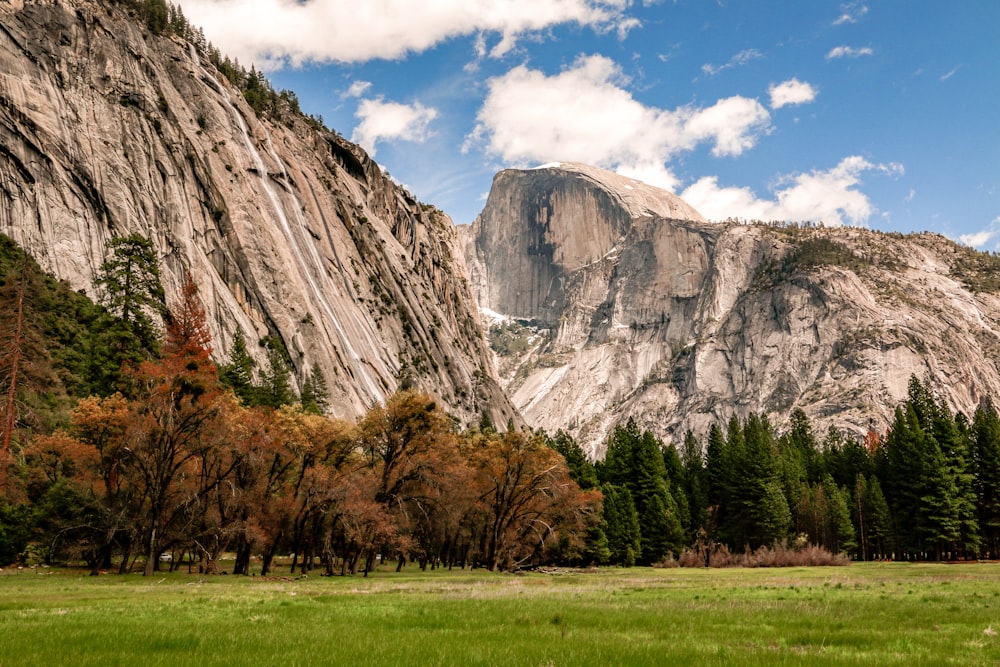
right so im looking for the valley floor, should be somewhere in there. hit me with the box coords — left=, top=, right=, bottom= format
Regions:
left=1, top=562, right=998, bottom=665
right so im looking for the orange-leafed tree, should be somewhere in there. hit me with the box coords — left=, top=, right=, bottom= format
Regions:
left=356, top=390, right=467, bottom=570
left=225, top=406, right=297, bottom=575
left=466, top=429, right=593, bottom=571
left=178, top=393, right=247, bottom=573
left=0, top=268, right=26, bottom=497
left=125, top=274, right=227, bottom=575
left=62, top=394, right=132, bottom=572
left=329, top=465, right=398, bottom=575
left=274, top=406, right=354, bottom=575
left=21, top=429, right=103, bottom=566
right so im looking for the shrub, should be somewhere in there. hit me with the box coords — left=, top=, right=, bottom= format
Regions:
left=676, top=538, right=848, bottom=568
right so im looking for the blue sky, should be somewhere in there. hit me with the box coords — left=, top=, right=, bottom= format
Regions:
left=178, top=0, right=999, bottom=246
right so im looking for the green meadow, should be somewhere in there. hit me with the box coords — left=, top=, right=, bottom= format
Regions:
left=1, top=563, right=999, bottom=666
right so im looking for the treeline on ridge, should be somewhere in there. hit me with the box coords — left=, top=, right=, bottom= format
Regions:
left=107, top=0, right=318, bottom=125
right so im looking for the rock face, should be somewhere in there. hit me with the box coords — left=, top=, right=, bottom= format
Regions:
left=463, top=163, right=1000, bottom=456
left=0, top=0, right=516, bottom=425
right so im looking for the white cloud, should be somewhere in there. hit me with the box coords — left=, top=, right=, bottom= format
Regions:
left=833, top=3, right=868, bottom=25
left=345, top=81, right=372, bottom=98
left=940, top=65, right=962, bottom=81
left=178, top=0, right=635, bottom=68
left=680, top=156, right=903, bottom=226
left=960, top=217, right=1000, bottom=249
left=826, top=45, right=874, bottom=60
left=769, top=78, right=817, bottom=109
left=701, top=48, right=763, bottom=76
left=466, top=55, right=771, bottom=191
left=684, top=96, right=773, bottom=157
left=616, top=16, right=643, bottom=40
left=351, top=98, right=438, bottom=157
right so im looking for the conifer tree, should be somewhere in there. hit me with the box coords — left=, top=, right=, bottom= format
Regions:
left=885, top=376, right=978, bottom=559
left=932, top=400, right=979, bottom=557
left=758, top=480, right=792, bottom=545
left=885, top=404, right=924, bottom=557
left=601, top=420, right=678, bottom=563
left=549, top=430, right=597, bottom=490
left=786, top=408, right=820, bottom=481
left=300, top=362, right=329, bottom=415
left=704, top=421, right=728, bottom=529
left=864, top=474, right=891, bottom=559
left=257, top=343, right=295, bottom=409
left=94, top=234, right=165, bottom=359
left=219, top=329, right=256, bottom=405
left=822, top=475, right=857, bottom=556
left=601, top=484, right=641, bottom=566
left=582, top=522, right=611, bottom=566
left=680, top=430, right=707, bottom=539
left=973, top=398, right=1000, bottom=557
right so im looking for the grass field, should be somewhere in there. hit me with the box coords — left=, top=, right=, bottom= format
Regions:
left=2, top=562, right=999, bottom=666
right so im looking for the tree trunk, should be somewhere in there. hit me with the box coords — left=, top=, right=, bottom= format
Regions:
left=233, top=540, right=252, bottom=575
left=261, top=543, right=278, bottom=576
left=143, top=527, right=157, bottom=576
left=0, top=273, right=25, bottom=495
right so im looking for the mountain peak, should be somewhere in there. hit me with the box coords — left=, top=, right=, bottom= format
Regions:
left=510, top=162, right=707, bottom=223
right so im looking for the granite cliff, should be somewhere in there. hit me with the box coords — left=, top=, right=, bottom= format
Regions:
left=463, top=163, right=1000, bottom=455
left=0, top=0, right=516, bottom=425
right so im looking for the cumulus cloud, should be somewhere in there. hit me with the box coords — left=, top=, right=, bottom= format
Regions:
left=177, top=0, right=634, bottom=67
left=960, top=217, right=1000, bottom=249
left=351, top=98, right=438, bottom=157
left=701, top=48, right=764, bottom=77
left=680, top=156, right=903, bottom=226
left=768, top=78, right=817, bottom=109
left=826, top=45, right=874, bottom=60
left=466, top=55, right=771, bottom=191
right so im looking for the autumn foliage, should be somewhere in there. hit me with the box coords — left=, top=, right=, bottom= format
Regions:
left=2, top=277, right=596, bottom=573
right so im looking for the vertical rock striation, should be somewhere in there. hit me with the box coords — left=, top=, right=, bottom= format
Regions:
left=0, top=0, right=516, bottom=425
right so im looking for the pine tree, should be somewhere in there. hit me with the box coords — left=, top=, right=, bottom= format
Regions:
left=680, top=430, right=707, bottom=540
left=601, top=484, right=641, bottom=567
left=219, top=329, right=256, bottom=405
left=973, top=398, right=1000, bottom=557
left=885, top=376, right=977, bottom=559
left=786, top=408, right=820, bottom=481
left=661, top=442, right=691, bottom=536
left=823, top=475, right=857, bottom=556
left=853, top=474, right=870, bottom=560
left=704, top=421, right=728, bottom=537
left=776, top=411, right=812, bottom=503
left=582, top=522, right=611, bottom=566
left=639, top=493, right=674, bottom=563
left=725, top=413, right=774, bottom=548
left=601, top=420, right=676, bottom=563
left=549, top=430, right=597, bottom=490
left=758, top=480, right=792, bottom=545
left=94, top=234, right=165, bottom=356
left=300, top=362, right=329, bottom=415
left=931, top=400, right=979, bottom=558
left=865, top=475, right=891, bottom=559
left=885, top=404, right=924, bottom=557
left=257, top=345, right=295, bottom=409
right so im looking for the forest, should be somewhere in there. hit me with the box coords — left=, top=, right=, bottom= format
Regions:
left=2, top=232, right=1000, bottom=574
